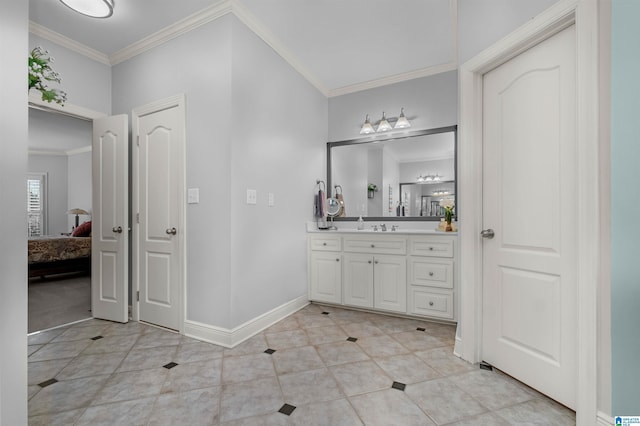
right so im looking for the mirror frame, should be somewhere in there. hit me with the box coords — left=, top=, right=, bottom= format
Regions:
left=327, top=125, right=457, bottom=222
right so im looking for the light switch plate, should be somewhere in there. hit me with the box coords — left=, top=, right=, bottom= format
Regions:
left=187, top=188, right=199, bottom=204
left=268, top=192, right=275, bottom=207
left=246, top=189, right=257, bottom=205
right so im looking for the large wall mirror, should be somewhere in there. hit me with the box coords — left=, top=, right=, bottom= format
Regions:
left=327, top=125, right=456, bottom=221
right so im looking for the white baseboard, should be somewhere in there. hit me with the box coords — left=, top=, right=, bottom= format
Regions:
left=597, top=412, right=613, bottom=426
left=183, top=295, right=309, bottom=348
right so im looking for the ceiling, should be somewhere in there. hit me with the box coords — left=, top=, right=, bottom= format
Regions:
left=29, top=0, right=457, bottom=96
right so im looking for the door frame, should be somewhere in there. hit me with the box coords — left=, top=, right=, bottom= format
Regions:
left=457, top=0, right=606, bottom=423
left=131, top=94, right=187, bottom=333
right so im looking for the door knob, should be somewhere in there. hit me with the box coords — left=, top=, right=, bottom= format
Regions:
left=480, top=229, right=495, bottom=239
left=112, top=226, right=123, bottom=233
left=166, top=227, right=177, bottom=235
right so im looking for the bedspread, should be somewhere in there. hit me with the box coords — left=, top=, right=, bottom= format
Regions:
left=28, top=235, right=91, bottom=264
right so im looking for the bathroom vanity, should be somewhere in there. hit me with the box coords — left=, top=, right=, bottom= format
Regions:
left=307, top=229, right=457, bottom=322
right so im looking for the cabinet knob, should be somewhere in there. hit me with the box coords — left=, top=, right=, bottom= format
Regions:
left=368, top=260, right=372, bottom=264
left=429, top=247, right=434, bottom=251
left=429, top=301, right=434, bottom=306
left=371, top=244, right=375, bottom=248
left=322, top=242, right=327, bottom=246
left=429, top=272, right=434, bottom=276
left=336, top=258, right=340, bottom=262
left=374, top=260, right=379, bottom=264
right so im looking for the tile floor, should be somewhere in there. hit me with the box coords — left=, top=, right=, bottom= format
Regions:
left=27, top=303, right=576, bottom=425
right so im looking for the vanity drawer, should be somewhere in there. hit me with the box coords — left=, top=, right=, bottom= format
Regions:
left=408, top=258, right=453, bottom=289
left=343, top=236, right=406, bottom=255
left=409, top=236, right=454, bottom=258
left=409, top=287, right=454, bottom=319
left=309, top=235, right=342, bottom=251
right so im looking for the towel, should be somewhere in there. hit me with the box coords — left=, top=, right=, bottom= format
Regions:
left=316, top=190, right=327, bottom=218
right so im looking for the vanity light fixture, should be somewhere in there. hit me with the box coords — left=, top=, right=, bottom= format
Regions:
left=394, top=108, right=411, bottom=129
left=359, top=108, right=411, bottom=134
left=359, top=114, right=375, bottom=135
left=376, top=112, right=392, bottom=132
left=60, top=0, right=114, bottom=18
left=416, top=174, right=442, bottom=183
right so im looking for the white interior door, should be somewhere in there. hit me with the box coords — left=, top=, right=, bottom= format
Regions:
left=133, top=96, right=185, bottom=332
left=481, top=26, right=577, bottom=409
left=92, top=114, right=129, bottom=323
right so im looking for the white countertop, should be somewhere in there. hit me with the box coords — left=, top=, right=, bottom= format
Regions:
left=306, top=222, right=458, bottom=235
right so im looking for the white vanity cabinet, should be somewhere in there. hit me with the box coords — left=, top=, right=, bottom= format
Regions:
left=408, top=236, right=456, bottom=319
left=308, top=231, right=457, bottom=322
left=343, top=235, right=407, bottom=313
left=343, top=253, right=407, bottom=313
left=308, top=235, right=342, bottom=304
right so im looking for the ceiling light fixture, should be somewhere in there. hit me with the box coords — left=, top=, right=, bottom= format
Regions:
left=60, top=0, right=114, bottom=18
left=359, top=108, right=412, bottom=135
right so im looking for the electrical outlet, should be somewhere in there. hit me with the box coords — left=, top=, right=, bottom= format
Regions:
left=246, top=189, right=257, bottom=205
left=268, top=192, right=275, bottom=207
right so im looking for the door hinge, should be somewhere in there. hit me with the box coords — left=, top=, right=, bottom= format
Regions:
left=136, top=136, right=140, bottom=146
left=136, top=291, right=140, bottom=302
left=136, top=213, right=139, bottom=223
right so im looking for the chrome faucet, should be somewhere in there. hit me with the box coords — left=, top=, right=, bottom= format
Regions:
left=380, top=223, right=387, bottom=231
left=391, top=225, right=399, bottom=231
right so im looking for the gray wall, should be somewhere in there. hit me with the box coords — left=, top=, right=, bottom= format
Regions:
left=28, top=154, right=68, bottom=235
left=113, top=16, right=234, bottom=327
left=30, top=34, right=111, bottom=114
left=0, top=0, right=28, bottom=423
left=112, top=15, right=327, bottom=329
left=228, top=18, right=327, bottom=327
left=457, top=0, right=560, bottom=64
left=328, top=70, right=458, bottom=142
left=67, top=151, right=92, bottom=229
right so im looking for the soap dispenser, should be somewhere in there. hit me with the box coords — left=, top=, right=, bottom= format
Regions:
left=357, top=216, right=364, bottom=230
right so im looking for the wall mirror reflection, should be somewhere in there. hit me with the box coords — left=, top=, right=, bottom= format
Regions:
left=327, top=126, right=456, bottom=221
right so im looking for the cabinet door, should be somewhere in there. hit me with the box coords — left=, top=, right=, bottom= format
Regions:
left=373, top=255, right=407, bottom=313
left=343, top=253, right=374, bottom=308
left=309, top=251, right=342, bottom=304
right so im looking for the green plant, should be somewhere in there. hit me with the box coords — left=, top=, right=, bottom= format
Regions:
left=368, top=183, right=377, bottom=192
left=439, top=199, right=455, bottom=223
left=28, top=46, right=67, bottom=105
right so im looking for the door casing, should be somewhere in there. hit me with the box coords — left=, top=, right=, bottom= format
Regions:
left=457, top=0, right=605, bottom=422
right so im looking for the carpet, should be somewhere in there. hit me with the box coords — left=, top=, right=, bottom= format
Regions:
left=28, top=273, right=91, bottom=333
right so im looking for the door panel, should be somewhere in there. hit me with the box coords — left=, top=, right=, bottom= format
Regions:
left=343, top=253, right=374, bottom=308
left=373, top=255, right=406, bottom=313
left=134, top=99, right=184, bottom=332
left=482, top=26, right=576, bottom=408
left=92, top=114, right=129, bottom=323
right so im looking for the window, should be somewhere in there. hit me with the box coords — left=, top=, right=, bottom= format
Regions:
left=27, top=173, right=48, bottom=237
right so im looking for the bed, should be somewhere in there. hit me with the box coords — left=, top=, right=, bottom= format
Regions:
left=28, top=221, right=92, bottom=278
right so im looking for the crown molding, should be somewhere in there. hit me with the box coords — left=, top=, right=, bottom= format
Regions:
left=28, top=149, right=67, bottom=157
left=29, top=21, right=111, bottom=66
left=66, top=146, right=92, bottom=156
left=109, top=0, right=234, bottom=65
left=230, top=0, right=329, bottom=96
left=32, top=0, right=457, bottom=98
left=327, top=62, right=458, bottom=98
left=28, top=145, right=92, bottom=157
